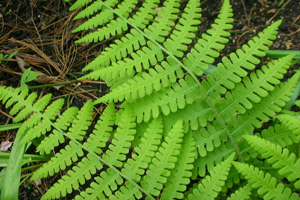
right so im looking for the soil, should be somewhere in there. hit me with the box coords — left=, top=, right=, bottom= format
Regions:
left=0, top=0, right=299, bottom=199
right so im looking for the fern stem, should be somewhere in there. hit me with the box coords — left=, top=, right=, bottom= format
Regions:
left=100, top=0, right=244, bottom=162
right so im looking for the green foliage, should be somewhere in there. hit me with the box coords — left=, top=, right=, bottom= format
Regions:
left=1, top=0, right=300, bottom=199
left=20, top=67, right=40, bottom=91
left=0, top=50, right=18, bottom=65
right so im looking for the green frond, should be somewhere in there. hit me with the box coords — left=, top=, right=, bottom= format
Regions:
left=110, top=117, right=163, bottom=199
left=192, top=72, right=299, bottom=178
left=293, top=100, right=300, bottom=108
left=194, top=122, right=227, bottom=157
left=186, top=153, right=235, bottom=200
left=20, top=98, right=65, bottom=144
left=83, top=103, right=115, bottom=154
left=77, top=18, right=128, bottom=43
left=160, top=130, right=196, bottom=199
left=243, top=135, right=300, bottom=189
left=258, top=123, right=299, bottom=148
left=227, top=184, right=252, bottom=200
left=128, top=0, right=159, bottom=29
left=75, top=0, right=138, bottom=43
left=233, top=162, right=300, bottom=200
left=0, top=87, right=32, bottom=121
left=110, top=181, right=142, bottom=200
left=184, top=0, right=233, bottom=75
left=194, top=141, right=236, bottom=177
left=122, top=117, right=163, bottom=181
left=31, top=140, right=84, bottom=180
left=163, top=0, right=202, bottom=57
left=97, top=58, right=184, bottom=102
left=204, top=20, right=281, bottom=95
left=0, top=88, right=60, bottom=139
left=228, top=71, right=299, bottom=132
left=277, top=114, right=300, bottom=132
left=41, top=153, right=103, bottom=200
left=141, top=120, right=184, bottom=196
left=8, top=91, right=36, bottom=117
left=84, top=41, right=163, bottom=84
left=72, top=0, right=105, bottom=20
left=219, top=54, right=294, bottom=117
left=74, top=9, right=114, bottom=33
left=69, top=0, right=93, bottom=11
left=76, top=168, right=123, bottom=199
left=82, top=29, right=146, bottom=72
left=162, top=98, right=212, bottom=132
left=66, top=100, right=93, bottom=141
left=14, top=93, right=52, bottom=134
left=129, top=75, right=200, bottom=123
left=144, top=0, right=180, bottom=43
left=102, top=104, right=136, bottom=167
left=36, top=107, right=79, bottom=155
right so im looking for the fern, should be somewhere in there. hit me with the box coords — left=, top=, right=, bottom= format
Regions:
left=1, top=0, right=300, bottom=199
left=185, top=153, right=235, bottom=200
left=233, top=162, right=300, bottom=200
left=243, top=135, right=300, bottom=189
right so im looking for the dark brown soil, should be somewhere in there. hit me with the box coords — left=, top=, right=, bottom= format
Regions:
left=0, top=0, right=299, bottom=199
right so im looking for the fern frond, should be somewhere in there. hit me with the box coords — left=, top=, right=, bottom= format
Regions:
left=122, top=117, right=163, bottom=181
left=20, top=98, right=65, bottom=144
left=204, top=20, right=281, bottom=95
left=219, top=54, right=294, bottom=117
left=97, top=57, right=184, bottom=102
left=36, top=107, right=79, bottom=155
left=144, top=0, right=180, bottom=43
left=243, top=135, right=300, bottom=189
left=130, top=75, right=201, bottom=123
left=0, top=87, right=34, bottom=121
left=83, top=103, right=115, bottom=154
left=76, top=17, right=127, bottom=43
left=258, top=123, right=299, bottom=148
left=162, top=98, right=212, bottom=132
left=77, top=168, right=124, bottom=199
left=191, top=72, right=299, bottom=178
left=82, top=29, right=146, bottom=71
left=75, top=105, right=139, bottom=199
left=102, top=104, right=136, bottom=167
left=233, top=162, right=300, bottom=200
left=32, top=140, right=84, bottom=180
left=41, top=154, right=103, bottom=200
left=84, top=41, right=163, bottom=84
left=72, top=0, right=106, bottom=20
left=0, top=88, right=64, bottom=141
left=186, top=153, right=235, bottom=200
left=227, top=184, right=252, bottom=200
left=184, top=0, right=233, bottom=75
left=163, top=0, right=202, bottom=57
left=76, top=0, right=138, bottom=43
left=40, top=104, right=117, bottom=199
left=277, top=114, right=300, bottom=132
left=128, top=0, right=159, bottom=29
left=65, top=100, right=93, bottom=140
left=109, top=117, right=164, bottom=199
left=69, top=0, right=93, bottom=11
left=141, top=119, right=184, bottom=196
left=160, top=130, right=196, bottom=199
